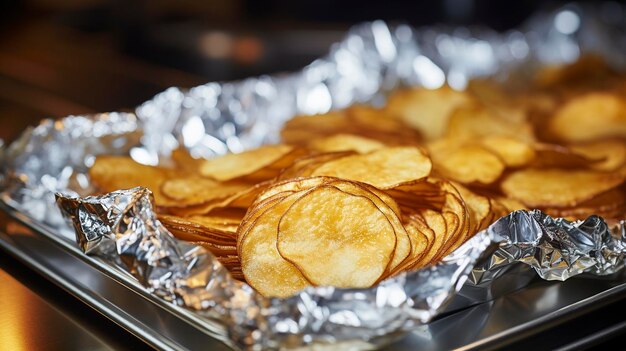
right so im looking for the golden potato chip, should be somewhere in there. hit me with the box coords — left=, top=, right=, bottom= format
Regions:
left=570, top=140, right=626, bottom=172
left=428, top=143, right=505, bottom=185
left=89, top=156, right=180, bottom=206
left=282, top=107, right=421, bottom=146
left=310, top=146, right=431, bottom=189
left=276, top=152, right=355, bottom=180
left=277, top=186, right=396, bottom=288
left=445, top=105, right=535, bottom=143
left=543, top=188, right=626, bottom=221
left=437, top=211, right=461, bottom=260
left=501, top=169, right=626, bottom=207
left=401, top=214, right=434, bottom=270
left=200, top=144, right=294, bottom=181
left=159, top=214, right=238, bottom=240
left=254, top=177, right=334, bottom=204
left=416, top=209, right=447, bottom=265
left=386, top=181, right=447, bottom=209
left=494, top=196, right=527, bottom=213
left=325, top=180, right=410, bottom=273
left=171, top=147, right=203, bottom=172
left=548, top=92, right=626, bottom=142
left=454, top=183, right=491, bottom=234
left=240, top=192, right=312, bottom=298
left=236, top=192, right=294, bottom=257
left=309, top=134, right=385, bottom=154
left=480, top=136, right=535, bottom=168
left=386, top=86, right=473, bottom=140
left=161, top=176, right=249, bottom=206
left=532, top=143, right=603, bottom=169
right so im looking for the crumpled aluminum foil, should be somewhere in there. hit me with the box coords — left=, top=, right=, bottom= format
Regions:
left=2, top=3, right=626, bottom=350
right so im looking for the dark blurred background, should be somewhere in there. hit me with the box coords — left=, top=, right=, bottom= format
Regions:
left=0, top=0, right=623, bottom=140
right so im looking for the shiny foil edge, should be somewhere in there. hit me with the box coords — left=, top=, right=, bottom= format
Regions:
left=1, top=3, right=625, bottom=350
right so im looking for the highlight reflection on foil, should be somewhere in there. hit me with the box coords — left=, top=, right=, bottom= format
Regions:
left=2, top=3, right=626, bottom=350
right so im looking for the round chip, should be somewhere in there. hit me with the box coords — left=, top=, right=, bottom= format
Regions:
left=548, top=92, right=626, bottom=142
left=429, top=143, right=505, bottom=185
left=501, top=168, right=626, bottom=207
left=480, top=136, right=535, bottom=168
left=239, top=192, right=312, bottom=298
left=200, top=144, right=294, bottom=181
left=385, top=86, right=473, bottom=140
left=277, top=186, right=396, bottom=288
left=309, top=134, right=385, bottom=154
left=161, top=176, right=249, bottom=205
left=310, top=146, right=432, bottom=189
left=326, top=180, right=410, bottom=273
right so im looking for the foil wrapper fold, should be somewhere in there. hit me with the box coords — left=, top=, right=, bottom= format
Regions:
left=2, top=3, right=626, bottom=350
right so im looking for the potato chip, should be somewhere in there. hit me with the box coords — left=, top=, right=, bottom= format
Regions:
left=309, top=134, right=385, bottom=153
left=480, top=136, right=535, bottom=168
left=570, top=140, right=626, bottom=172
left=200, top=144, right=295, bottom=181
left=532, top=143, right=603, bottom=169
left=282, top=107, right=421, bottom=146
left=325, top=180, right=410, bottom=273
left=542, top=188, right=626, bottom=221
left=89, top=156, right=180, bottom=206
left=402, top=214, right=434, bottom=270
left=548, top=92, right=626, bottom=142
left=310, top=146, right=431, bottom=189
left=240, top=192, right=312, bottom=298
left=386, top=86, right=473, bottom=140
left=501, top=169, right=626, bottom=207
left=416, top=209, right=447, bottom=265
left=276, top=152, right=355, bottom=180
left=454, top=183, right=492, bottom=234
left=494, top=197, right=527, bottom=213
left=277, top=186, right=396, bottom=288
left=161, top=176, right=249, bottom=205
left=171, top=147, right=203, bottom=172
left=428, top=143, right=505, bottom=185
left=445, top=105, right=535, bottom=143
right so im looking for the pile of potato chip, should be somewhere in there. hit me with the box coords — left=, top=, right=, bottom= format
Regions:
left=89, top=56, right=626, bottom=297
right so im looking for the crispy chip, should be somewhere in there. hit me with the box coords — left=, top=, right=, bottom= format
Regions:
left=501, top=169, right=626, bottom=207
left=276, top=152, right=355, bottom=180
left=200, top=144, right=295, bottom=181
left=239, top=192, right=312, bottom=298
left=309, top=134, right=385, bottom=153
left=428, top=143, right=505, bottom=185
left=161, top=176, right=249, bottom=206
left=277, top=186, right=396, bottom=288
left=171, top=147, right=203, bottom=172
left=89, top=156, right=179, bottom=206
left=386, top=86, right=473, bottom=140
left=570, top=140, right=626, bottom=172
left=416, top=209, right=447, bottom=265
left=310, top=146, right=431, bottom=188
left=548, top=92, right=626, bottom=142
left=532, top=143, right=603, bottom=169
left=325, top=180, right=410, bottom=274
left=446, top=105, right=535, bottom=143
left=480, top=136, right=535, bottom=168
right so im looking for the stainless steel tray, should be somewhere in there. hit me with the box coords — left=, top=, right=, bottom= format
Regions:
left=2, top=198, right=625, bottom=350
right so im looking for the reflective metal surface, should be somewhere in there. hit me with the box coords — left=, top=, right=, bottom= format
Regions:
left=0, top=206, right=232, bottom=351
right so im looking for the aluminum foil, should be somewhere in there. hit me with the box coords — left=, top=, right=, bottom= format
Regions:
left=2, top=3, right=626, bottom=350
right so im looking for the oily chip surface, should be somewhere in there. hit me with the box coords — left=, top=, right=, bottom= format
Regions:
left=277, top=186, right=396, bottom=288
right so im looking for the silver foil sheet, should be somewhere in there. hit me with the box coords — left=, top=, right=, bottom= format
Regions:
left=2, top=3, right=626, bottom=350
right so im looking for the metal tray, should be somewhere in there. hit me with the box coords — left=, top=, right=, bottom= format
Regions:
left=2, top=198, right=626, bottom=351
